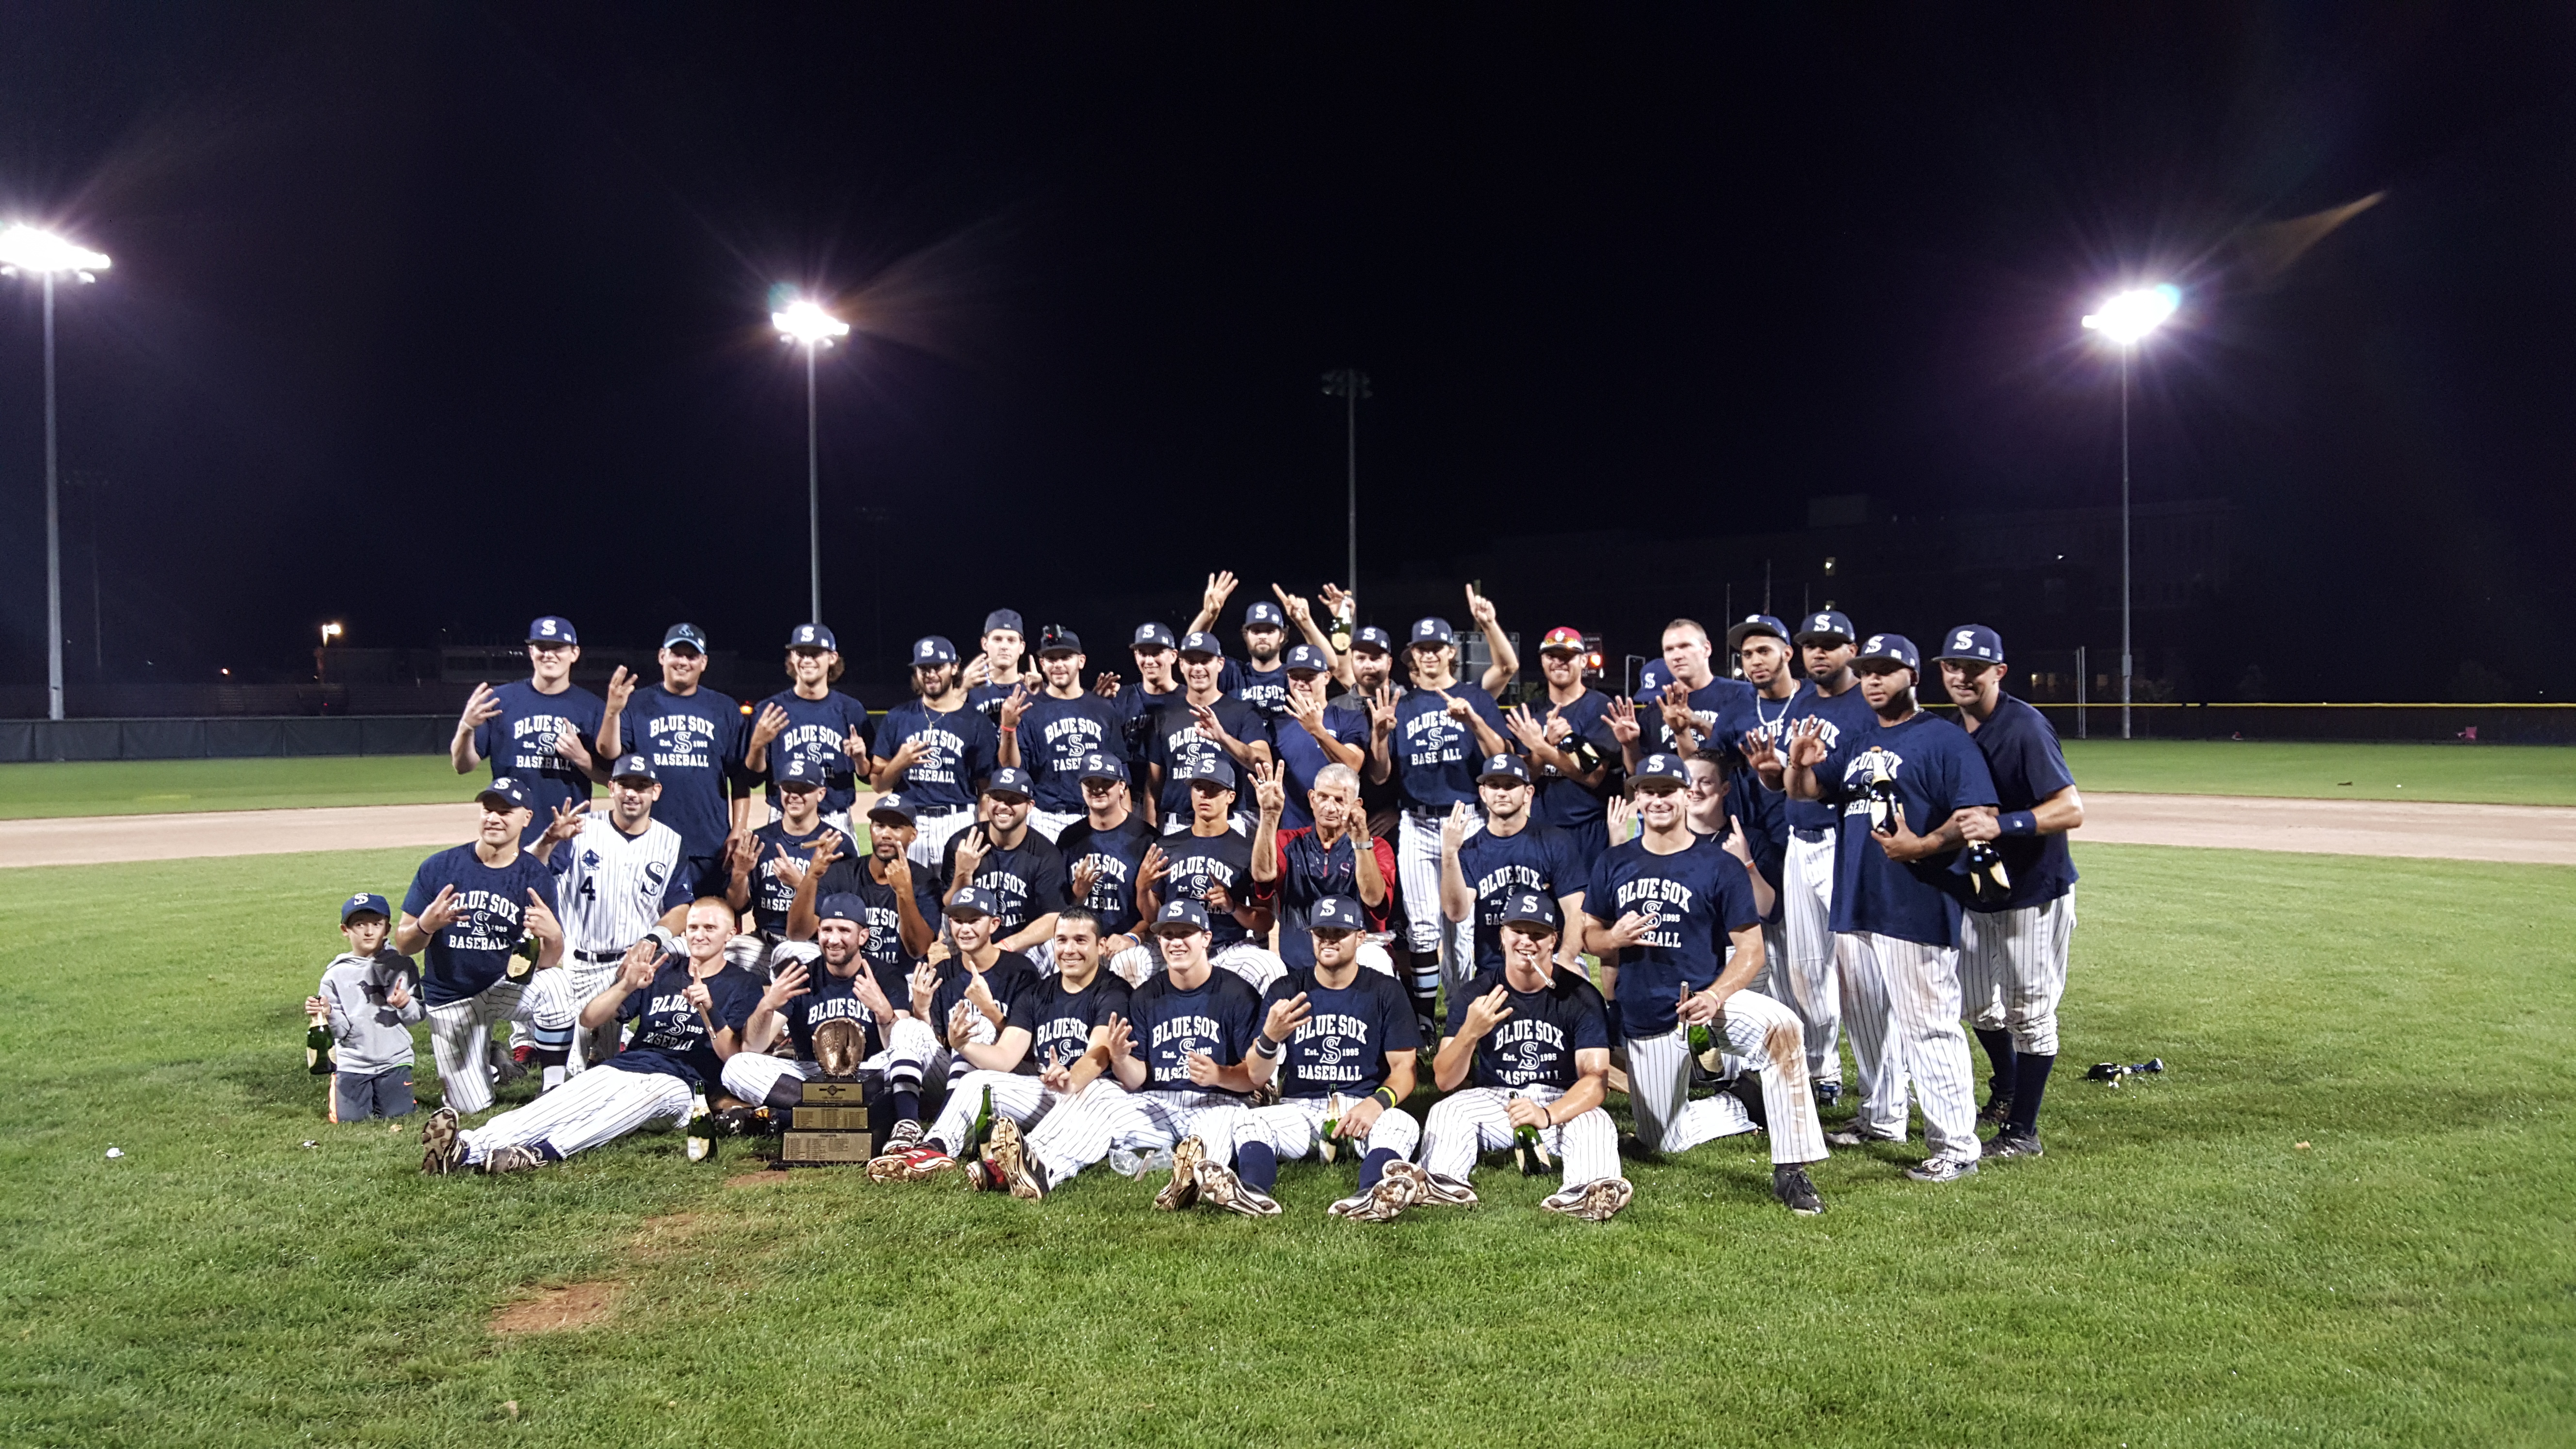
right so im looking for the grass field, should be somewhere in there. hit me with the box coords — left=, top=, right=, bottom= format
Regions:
left=1, top=844, right=2570, bottom=1447
left=0, top=755, right=467, bottom=819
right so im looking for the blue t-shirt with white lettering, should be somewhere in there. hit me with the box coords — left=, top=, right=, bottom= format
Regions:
left=1634, top=675, right=1760, bottom=764
left=1144, top=694, right=1271, bottom=826
left=1779, top=679, right=1879, bottom=834
left=853, top=863, right=946, bottom=978
left=1531, top=689, right=1621, bottom=860
left=1582, top=833, right=1763, bottom=1037
left=875, top=699, right=999, bottom=814
left=754, top=688, right=873, bottom=817
left=1388, top=683, right=1510, bottom=811
left=1261, top=966, right=1419, bottom=1098
left=782, top=962, right=906, bottom=1062
left=1015, top=970, right=1133, bottom=1077
left=622, top=683, right=743, bottom=864
left=1964, top=694, right=2078, bottom=912
left=1455, top=821, right=1588, bottom=974
left=1450, top=965, right=1611, bottom=1091
left=1234, top=661, right=1293, bottom=725
left=1056, top=815, right=1155, bottom=936
left=404, top=844, right=562, bottom=1006
left=1270, top=700, right=1369, bottom=831
left=1131, top=967, right=1266, bottom=1094
left=1812, top=710, right=1999, bottom=948
left=1015, top=692, right=1124, bottom=813
left=1156, top=826, right=1258, bottom=949
left=472, top=680, right=605, bottom=845
left=608, top=956, right=761, bottom=1090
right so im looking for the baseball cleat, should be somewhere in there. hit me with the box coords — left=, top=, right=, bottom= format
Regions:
left=1771, top=1164, right=1826, bottom=1215
left=1352, top=1168, right=1425, bottom=1223
left=480, top=1143, right=545, bottom=1175
left=492, top=1047, right=529, bottom=1088
left=1541, top=1176, right=1634, bottom=1222
left=1394, top=1162, right=1479, bottom=1208
left=982, top=1118, right=1045, bottom=1200
left=1813, top=1080, right=1844, bottom=1109
left=1326, top=1189, right=1375, bottom=1219
left=866, top=1144, right=946, bottom=1182
left=1194, top=1159, right=1282, bottom=1218
left=1983, top=1131, right=2044, bottom=1160
left=1154, top=1136, right=1207, bottom=1211
left=1904, top=1155, right=1981, bottom=1184
left=418, top=1107, right=463, bottom=1175
left=903, top=1148, right=962, bottom=1181
left=1977, top=1092, right=2015, bottom=1127
left=1824, top=1123, right=1901, bottom=1149
left=881, top=1118, right=926, bottom=1154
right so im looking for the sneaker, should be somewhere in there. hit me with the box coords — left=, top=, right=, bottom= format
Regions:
left=983, top=1118, right=1045, bottom=1200
left=481, top=1143, right=545, bottom=1175
left=1154, top=1136, right=1207, bottom=1211
left=1984, top=1131, right=2044, bottom=1160
left=904, top=1148, right=963, bottom=1181
left=1541, top=1176, right=1633, bottom=1222
left=1771, top=1164, right=1825, bottom=1215
left=1905, top=1155, right=1980, bottom=1184
left=881, top=1118, right=926, bottom=1154
left=1977, top=1092, right=2015, bottom=1127
left=419, top=1107, right=463, bottom=1175
left=1813, top=1079, right=1844, bottom=1109
left=1824, top=1123, right=1901, bottom=1149
left=1109, top=1145, right=1174, bottom=1179
left=1194, top=1159, right=1282, bottom=1218
left=1391, top=1161, right=1478, bottom=1208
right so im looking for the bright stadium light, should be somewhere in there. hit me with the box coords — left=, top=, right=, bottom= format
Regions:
left=773, top=295, right=851, bottom=623
left=772, top=297, right=850, bottom=348
left=1, top=223, right=112, bottom=724
left=2080, top=281, right=2180, bottom=741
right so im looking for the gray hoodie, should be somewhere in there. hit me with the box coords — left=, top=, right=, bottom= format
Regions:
left=316, top=950, right=425, bottom=1075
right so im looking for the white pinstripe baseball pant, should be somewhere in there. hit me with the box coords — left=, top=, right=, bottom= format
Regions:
left=928, top=1069, right=1063, bottom=1155
left=455, top=1063, right=692, bottom=1164
left=908, top=807, right=977, bottom=868
left=1028, top=809, right=1080, bottom=843
left=1625, top=988, right=1828, bottom=1164
left=522, top=962, right=620, bottom=1077
left=1961, top=892, right=2075, bottom=1057
left=427, top=977, right=528, bottom=1116
left=1233, top=1095, right=1420, bottom=1166
left=1836, top=930, right=1980, bottom=1160
left=1419, top=1085, right=1619, bottom=1190
left=715, top=1014, right=943, bottom=1106
left=1397, top=807, right=1481, bottom=972
left=1778, top=832, right=1844, bottom=1085
left=1019, top=1080, right=1247, bottom=1185
left=1105, top=941, right=1288, bottom=994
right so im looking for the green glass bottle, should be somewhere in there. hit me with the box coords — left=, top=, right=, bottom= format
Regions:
left=684, top=1094, right=715, bottom=1162
left=305, top=1008, right=335, bottom=1076
left=968, top=1083, right=995, bottom=1150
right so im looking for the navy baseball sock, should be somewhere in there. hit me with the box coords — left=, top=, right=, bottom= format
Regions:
left=889, top=1090, right=920, bottom=1125
left=2007, top=1053, right=2054, bottom=1134
left=1975, top=1029, right=2017, bottom=1095
left=1237, top=1140, right=1277, bottom=1192
left=1358, top=1147, right=1398, bottom=1191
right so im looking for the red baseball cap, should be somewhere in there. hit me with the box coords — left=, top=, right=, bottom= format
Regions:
left=1538, top=626, right=1587, bottom=654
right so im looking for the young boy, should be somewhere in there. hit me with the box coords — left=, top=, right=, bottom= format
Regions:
left=305, top=892, right=426, bottom=1121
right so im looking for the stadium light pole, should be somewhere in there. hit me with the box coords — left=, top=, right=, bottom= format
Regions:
left=1320, top=369, right=1370, bottom=600
left=0, top=225, right=110, bottom=723
left=773, top=296, right=850, bottom=625
left=2081, top=283, right=2178, bottom=741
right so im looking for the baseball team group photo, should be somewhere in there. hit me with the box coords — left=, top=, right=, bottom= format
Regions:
left=5, top=8, right=2572, bottom=1448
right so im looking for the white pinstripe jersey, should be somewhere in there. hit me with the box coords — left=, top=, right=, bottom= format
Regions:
left=554, top=815, right=690, bottom=954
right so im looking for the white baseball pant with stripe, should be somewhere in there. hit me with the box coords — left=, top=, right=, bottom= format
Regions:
left=427, top=977, right=528, bottom=1115
left=928, top=1069, right=1063, bottom=1155
left=1625, top=989, right=1828, bottom=1163
left=1396, top=808, right=1481, bottom=967
left=908, top=807, right=977, bottom=868
left=1028, top=809, right=1080, bottom=843
left=1019, top=1079, right=1248, bottom=1185
left=521, top=961, right=621, bottom=1078
left=1419, top=1084, right=1619, bottom=1190
left=1961, top=892, right=2075, bottom=1057
left=716, top=1014, right=943, bottom=1106
left=1836, top=930, right=1980, bottom=1161
left=1106, top=942, right=1288, bottom=994
left=1778, top=832, right=1844, bottom=1085
left=1232, top=1095, right=1420, bottom=1166
left=454, top=1063, right=692, bottom=1165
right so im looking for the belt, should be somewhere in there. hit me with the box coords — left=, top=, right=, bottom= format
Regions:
left=1791, top=827, right=1831, bottom=842
left=914, top=805, right=970, bottom=819
left=573, top=949, right=626, bottom=964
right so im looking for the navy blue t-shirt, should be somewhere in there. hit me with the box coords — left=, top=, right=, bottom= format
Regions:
left=608, top=956, right=761, bottom=1089
left=1233, top=660, right=1294, bottom=724
left=1271, top=700, right=1369, bottom=831
left=1131, top=967, right=1266, bottom=1094
left=1531, top=690, right=1621, bottom=859
left=1262, top=966, right=1419, bottom=1098
left=1145, top=693, right=1271, bottom=824
left=1016, top=970, right=1133, bottom=1076
left=1634, top=675, right=1761, bottom=765
left=782, top=961, right=906, bottom=1062
left=1964, top=694, right=2079, bottom=912
left=1582, top=833, right=1764, bottom=1037
left=969, top=677, right=1037, bottom=726
left=753, top=688, right=873, bottom=817
left=928, top=950, right=1044, bottom=1046
left=1111, top=682, right=1185, bottom=775
left=473, top=680, right=605, bottom=845
left=404, top=843, right=562, bottom=1006
left=1014, top=692, right=1124, bottom=814
left=1388, top=683, right=1510, bottom=811
left=937, top=825, right=1069, bottom=938
left=876, top=699, right=999, bottom=814
left=1780, top=679, right=1879, bottom=834
left=852, top=862, right=945, bottom=976
left=1455, top=821, right=1589, bottom=974
left=1813, top=710, right=2000, bottom=948
left=620, top=683, right=744, bottom=864
left=1450, top=965, right=1611, bottom=1092
left=1724, top=770, right=1788, bottom=915
left=1156, top=826, right=1259, bottom=949
left=1056, top=815, right=1155, bottom=936
left=747, top=819, right=858, bottom=934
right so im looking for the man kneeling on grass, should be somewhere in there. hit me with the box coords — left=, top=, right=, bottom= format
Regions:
left=421, top=897, right=758, bottom=1175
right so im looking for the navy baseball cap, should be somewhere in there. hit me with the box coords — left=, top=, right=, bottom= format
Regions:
left=527, top=616, right=577, bottom=645
left=865, top=791, right=916, bottom=823
left=1176, top=753, right=1237, bottom=790
left=339, top=891, right=390, bottom=923
left=1410, top=617, right=1456, bottom=647
left=1036, top=627, right=1082, bottom=657
left=775, top=756, right=827, bottom=792
left=1244, top=601, right=1286, bottom=628
left=1132, top=622, right=1179, bottom=651
left=983, top=609, right=1025, bottom=637
left=1178, top=630, right=1225, bottom=658
left=981, top=766, right=1035, bottom=800
left=816, top=892, right=866, bottom=924
left=1726, top=614, right=1791, bottom=652
left=1477, top=753, right=1532, bottom=785
left=1856, top=633, right=1920, bottom=671
left=661, top=622, right=708, bottom=653
left=1794, top=610, right=1856, bottom=645
left=609, top=753, right=660, bottom=784
left=1638, top=659, right=1672, bottom=694
left=1934, top=625, right=2005, bottom=665
left=1153, top=898, right=1211, bottom=935
left=1284, top=643, right=1330, bottom=675
left=1077, top=752, right=1129, bottom=784
left=1501, top=891, right=1561, bottom=933
left=1629, top=753, right=1689, bottom=789
left=476, top=777, right=532, bottom=811
left=789, top=623, right=837, bottom=652
left=911, top=635, right=959, bottom=666
left=1351, top=626, right=1395, bottom=654
left=1309, top=894, right=1367, bottom=933
left=947, top=885, right=1003, bottom=920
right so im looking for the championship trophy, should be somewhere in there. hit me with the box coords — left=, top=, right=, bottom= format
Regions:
left=776, top=1018, right=875, bottom=1165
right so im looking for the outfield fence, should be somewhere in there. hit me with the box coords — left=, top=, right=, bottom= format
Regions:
left=0, top=716, right=451, bottom=763
left=2001, top=702, right=2576, bottom=745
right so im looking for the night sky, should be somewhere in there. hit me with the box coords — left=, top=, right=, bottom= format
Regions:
left=1, top=5, right=2570, bottom=701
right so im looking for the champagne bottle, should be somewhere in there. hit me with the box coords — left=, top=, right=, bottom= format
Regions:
left=684, top=1094, right=715, bottom=1162
left=1317, top=1093, right=1348, bottom=1164
left=1513, top=1124, right=1547, bottom=1176
left=508, top=932, right=538, bottom=981
left=1328, top=596, right=1354, bottom=655
left=305, top=1007, right=335, bottom=1076
left=1963, top=840, right=2012, bottom=906
left=1864, top=776, right=1900, bottom=835
left=968, top=1083, right=995, bottom=1150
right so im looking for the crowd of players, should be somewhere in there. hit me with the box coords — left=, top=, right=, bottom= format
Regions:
left=341, top=571, right=2081, bottom=1224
